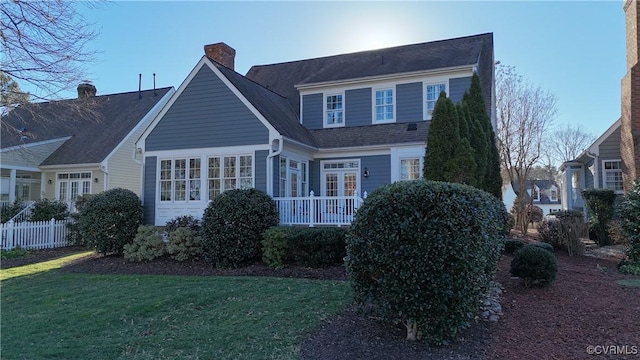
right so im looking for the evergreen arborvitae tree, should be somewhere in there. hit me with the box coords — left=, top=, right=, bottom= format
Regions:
left=450, top=138, right=477, bottom=186
left=462, top=73, right=503, bottom=199
left=424, top=92, right=477, bottom=184
left=457, top=102, right=470, bottom=140
left=424, top=92, right=459, bottom=181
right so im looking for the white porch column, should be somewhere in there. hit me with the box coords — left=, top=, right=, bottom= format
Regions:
left=8, top=169, right=16, bottom=202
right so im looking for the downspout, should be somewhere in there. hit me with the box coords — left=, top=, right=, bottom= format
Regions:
left=585, top=151, right=598, bottom=189
left=266, top=137, right=284, bottom=197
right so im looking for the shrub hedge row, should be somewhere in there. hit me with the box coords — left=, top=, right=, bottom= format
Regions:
left=262, top=226, right=347, bottom=268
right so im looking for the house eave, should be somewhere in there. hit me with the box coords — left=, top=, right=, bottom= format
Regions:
left=295, top=65, right=477, bottom=91
left=39, top=163, right=102, bottom=170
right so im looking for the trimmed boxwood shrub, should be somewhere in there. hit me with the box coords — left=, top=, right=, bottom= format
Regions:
left=262, top=226, right=348, bottom=268
left=77, top=188, right=143, bottom=255
left=510, top=244, right=558, bottom=287
left=529, top=241, right=554, bottom=252
left=1, top=200, right=24, bottom=223
left=201, top=189, right=279, bottom=268
left=290, top=227, right=347, bottom=267
left=167, top=227, right=203, bottom=262
left=124, top=225, right=165, bottom=261
left=346, top=180, right=509, bottom=345
left=30, top=199, right=69, bottom=221
left=262, top=226, right=292, bottom=269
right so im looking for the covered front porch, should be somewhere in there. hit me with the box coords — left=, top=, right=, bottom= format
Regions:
left=1, top=168, right=43, bottom=205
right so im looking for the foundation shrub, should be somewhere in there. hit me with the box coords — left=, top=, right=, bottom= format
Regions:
left=123, top=225, right=166, bottom=261
left=167, top=227, right=203, bottom=262
left=201, top=189, right=279, bottom=268
left=345, top=180, right=508, bottom=345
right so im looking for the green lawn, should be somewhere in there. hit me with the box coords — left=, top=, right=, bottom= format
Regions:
left=1, top=262, right=352, bottom=359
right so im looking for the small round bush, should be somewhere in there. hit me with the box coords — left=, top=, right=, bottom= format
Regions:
left=77, top=188, right=143, bottom=255
left=124, top=225, right=165, bottom=262
left=30, top=199, right=69, bottom=221
left=167, top=227, right=203, bottom=262
left=201, top=189, right=279, bottom=268
left=529, top=241, right=554, bottom=252
left=510, top=244, right=558, bottom=287
left=346, top=180, right=508, bottom=345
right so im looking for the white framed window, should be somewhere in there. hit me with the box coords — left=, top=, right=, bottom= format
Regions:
left=549, top=186, right=558, bottom=202
left=425, top=82, right=447, bottom=119
left=57, top=172, right=91, bottom=202
left=279, top=155, right=310, bottom=197
left=603, top=160, right=623, bottom=193
left=207, top=154, right=254, bottom=200
left=374, top=88, right=394, bottom=123
left=279, top=156, right=287, bottom=197
left=400, top=158, right=421, bottom=181
left=531, top=185, right=540, bottom=201
left=325, top=93, right=344, bottom=127
left=159, top=158, right=200, bottom=202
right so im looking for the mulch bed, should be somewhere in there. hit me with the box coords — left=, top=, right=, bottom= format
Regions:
left=2, top=240, right=639, bottom=360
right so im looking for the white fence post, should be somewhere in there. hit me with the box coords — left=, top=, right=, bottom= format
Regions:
left=49, top=218, right=56, bottom=248
left=7, top=220, right=15, bottom=250
left=309, top=191, right=315, bottom=227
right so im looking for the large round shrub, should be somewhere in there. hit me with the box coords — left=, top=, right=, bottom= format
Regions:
left=346, top=180, right=509, bottom=345
left=201, top=188, right=279, bottom=268
left=77, top=188, right=143, bottom=255
left=510, top=244, right=558, bottom=287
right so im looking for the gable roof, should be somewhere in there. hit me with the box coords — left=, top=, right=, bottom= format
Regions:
left=246, top=33, right=494, bottom=114
left=1, top=87, right=173, bottom=166
left=211, top=62, right=318, bottom=147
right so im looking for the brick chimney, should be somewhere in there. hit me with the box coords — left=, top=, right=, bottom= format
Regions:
left=621, top=0, right=640, bottom=190
left=204, top=42, right=236, bottom=70
left=77, top=82, right=97, bottom=98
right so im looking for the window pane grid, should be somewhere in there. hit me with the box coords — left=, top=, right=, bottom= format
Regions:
left=326, top=95, right=343, bottom=125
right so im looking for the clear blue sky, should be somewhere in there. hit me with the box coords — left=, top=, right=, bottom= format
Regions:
left=70, top=1, right=625, bottom=138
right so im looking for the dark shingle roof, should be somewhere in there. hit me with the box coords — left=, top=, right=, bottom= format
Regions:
left=310, top=122, right=430, bottom=149
left=212, top=63, right=317, bottom=146
left=246, top=33, right=493, bottom=114
left=1, top=88, right=172, bottom=165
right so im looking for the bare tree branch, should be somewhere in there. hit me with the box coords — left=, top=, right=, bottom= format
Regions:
left=496, top=64, right=557, bottom=233
left=1, top=0, right=101, bottom=101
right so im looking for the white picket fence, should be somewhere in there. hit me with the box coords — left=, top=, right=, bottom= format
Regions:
left=1, top=218, right=71, bottom=250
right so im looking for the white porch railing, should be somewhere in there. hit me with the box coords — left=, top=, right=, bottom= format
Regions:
left=1, top=218, right=71, bottom=250
left=7, top=201, right=36, bottom=223
left=274, top=191, right=367, bottom=227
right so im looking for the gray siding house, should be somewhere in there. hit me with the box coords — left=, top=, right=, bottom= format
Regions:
left=137, top=33, right=496, bottom=225
left=560, top=119, right=623, bottom=213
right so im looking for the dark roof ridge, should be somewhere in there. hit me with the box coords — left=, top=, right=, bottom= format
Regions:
left=208, top=58, right=291, bottom=100
left=23, top=87, right=174, bottom=106
left=250, top=32, right=493, bottom=69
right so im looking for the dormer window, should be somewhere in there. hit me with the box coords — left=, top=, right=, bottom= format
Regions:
left=550, top=186, right=558, bottom=201
left=425, top=83, right=447, bottom=119
left=374, top=88, right=394, bottom=123
left=325, top=93, right=344, bottom=127
left=531, top=185, right=540, bottom=201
